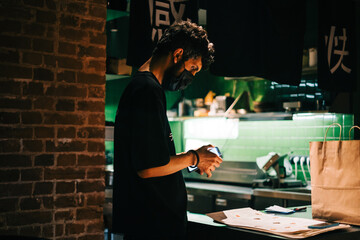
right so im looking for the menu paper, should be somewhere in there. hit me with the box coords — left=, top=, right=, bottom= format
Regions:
left=207, top=207, right=351, bottom=239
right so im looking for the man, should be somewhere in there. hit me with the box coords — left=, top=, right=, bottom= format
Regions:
left=112, top=20, right=222, bottom=240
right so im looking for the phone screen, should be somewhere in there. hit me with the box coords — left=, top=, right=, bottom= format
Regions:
left=308, top=222, right=339, bottom=229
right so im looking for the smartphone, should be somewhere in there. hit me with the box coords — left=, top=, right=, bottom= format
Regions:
left=308, top=222, right=339, bottom=229
left=187, top=147, right=222, bottom=173
left=209, top=146, right=222, bottom=158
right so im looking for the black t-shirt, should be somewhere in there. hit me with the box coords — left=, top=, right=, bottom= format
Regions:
left=112, top=71, right=187, bottom=239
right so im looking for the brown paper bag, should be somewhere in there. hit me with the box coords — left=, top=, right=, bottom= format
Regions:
left=310, top=124, right=360, bottom=226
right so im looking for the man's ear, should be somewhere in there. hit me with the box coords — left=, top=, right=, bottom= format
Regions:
left=173, top=48, right=184, bottom=63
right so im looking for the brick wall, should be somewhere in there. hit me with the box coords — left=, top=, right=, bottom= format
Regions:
left=0, top=0, right=107, bottom=239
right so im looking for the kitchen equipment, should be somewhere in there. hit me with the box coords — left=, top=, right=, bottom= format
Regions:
left=253, top=153, right=303, bottom=188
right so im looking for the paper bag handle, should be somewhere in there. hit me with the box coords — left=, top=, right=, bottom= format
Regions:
left=349, top=126, right=360, bottom=140
left=324, top=123, right=342, bottom=141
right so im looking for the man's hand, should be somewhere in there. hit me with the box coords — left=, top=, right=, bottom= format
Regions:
left=195, top=144, right=223, bottom=178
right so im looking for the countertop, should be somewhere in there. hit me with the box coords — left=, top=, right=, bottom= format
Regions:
left=187, top=206, right=360, bottom=240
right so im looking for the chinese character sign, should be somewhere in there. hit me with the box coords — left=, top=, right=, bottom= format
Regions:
left=318, top=0, right=356, bottom=91
left=127, top=0, right=198, bottom=67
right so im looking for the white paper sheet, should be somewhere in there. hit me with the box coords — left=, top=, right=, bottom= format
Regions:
left=223, top=208, right=324, bottom=233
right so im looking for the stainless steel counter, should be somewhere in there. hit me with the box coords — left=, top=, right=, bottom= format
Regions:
left=253, top=186, right=311, bottom=202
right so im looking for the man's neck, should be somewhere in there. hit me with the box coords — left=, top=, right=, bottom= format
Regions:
left=139, top=55, right=171, bottom=85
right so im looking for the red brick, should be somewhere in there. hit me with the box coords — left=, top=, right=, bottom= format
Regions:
left=20, top=197, right=41, bottom=210
left=0, top=169, right=20, bottom=182
left=60, top=14, right=79, bottom=27
left=36, top=10, right=57, bottom=24
left=0, top=64, right=32, bottom=79
left=42, top=224, right=54, bottom=238
left=0, top=19, right=22, bottom=34
left=78, top=45, right=106, bottom=58
left=76, top=207, right=102, bottom=220
left=23, top=82, right=44, bottom=95
left=0, top=198, right=18, bottom=212
left=23, top=0, right=44, bottom=7
left=19, top=225, right=41, bottom=236
left=22, top=112, right=43, bottom=124
left=35, top=127, right=55, bottom=138
left=77, top=180, right=104, bottom=193
left=0, top=49, right=19, bottom=64
left=6, top=211, right=52, bottom=226
left=0, top=81, right=21, bottom=95
left=59, top=42, right=77, bottom=55
left=78, top=154, right=105, bottom=166
left=33, top=181, right=53, bottom=195
left=44, top=168, right=85, bottom=180
left=65, top=2, right=88, bottom=14
left=86, top=221, right=103, bottom=233
left=21, top=168, right=43, bottom=181
left=87, top=167, right=105, bottom=179
left=89, top=31, right=106, bottom=45
left=0, top=183, right=32, bottom=197
left=55, top=210, right=74, bottom=221
left=77, top=72, right=105, bottom=85
left=46, top=0, right=57, bottom=10
left=78, top=100, right=104, bottom=112
left=57, top=154, right=76, bottom=166
left=46, top=140, right=86, bottom=152
left=56, top=99, right=75, bottom=111
left=0, top=140, right=20, bottom=152
left=34, top=96, right=55, bottom=110
left=33, top=38, right=54, bottom=53
left=42, top=196, right=54, bottom=208
left=44, top=54, right=56, bottom=67
left=86, top=192, right=104, bottom=206
left=54, top=195, right=77, bottom=208
left=87, top=141, right=105, bottom=152
left=0, top=154, right=31, bottom=167
left=89, top=5, right=106, bottom=18
left=22, top=52, right=43, bottom=65
left=0, top=6, right=33, bottom=20
left=59, top=28, right=87, bottom=42
left=56, top=224, right=64, bottom=236
left=35, top=154, right=54, bottom=166
left=57, top=56, right=83, bottom=70
left=77, top=127, right=104, bottom=138
left=0, top=98, right=32, bottom=110
left=56, top=181, right=75, bottom=194
left=88, top=113, right=105, bottom=125
left=23, top=22, right=46, bottom=36
left=80, top=19, right=104, bottom=32
left=58, top=127, right=76, bottom=138
left=0, top=112, right=20, bottom=124
left=0, top=227, right=18, bottom=236
left=87, top=60, right=106, bottom=72
left=34, top=67, right=54, bottom=81
left=0, top=127, right=33, bottom=138
left=66, top=223, right=85, bottom=235
left=44, top=113, right=86, bottom=125
left=0, top=35, right=31, bottom=49
left=23, top=140, right=44, bottom=152
left=46, top=25, right=55, bottom=38
left=46, top=83, right=88, bottom=97
left=57, top=70, right=76, bottom=83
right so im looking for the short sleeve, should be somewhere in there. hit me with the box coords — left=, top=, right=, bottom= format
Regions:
left=129, top=83, right=170, bottom=171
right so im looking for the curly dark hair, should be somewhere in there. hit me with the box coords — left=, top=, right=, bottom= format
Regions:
left=152, top=20, right=215, bottom=70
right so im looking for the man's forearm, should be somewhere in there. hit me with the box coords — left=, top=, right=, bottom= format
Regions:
left=137, top=151, right=196, bottom=178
